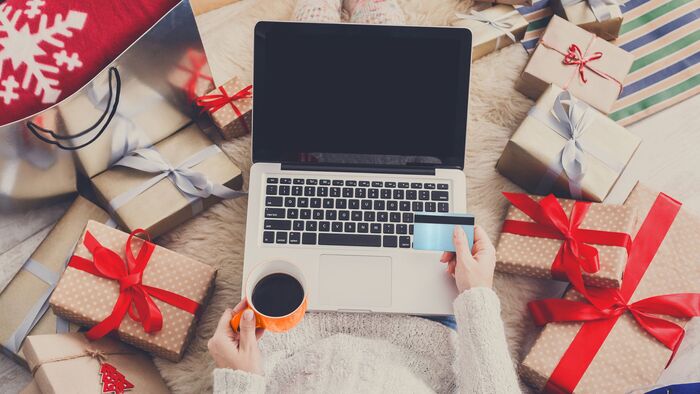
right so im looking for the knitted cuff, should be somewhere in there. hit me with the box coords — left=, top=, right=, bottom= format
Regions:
left=452, top=287, right=502, bottom=326
left=213, top=369, right=265, bottom=394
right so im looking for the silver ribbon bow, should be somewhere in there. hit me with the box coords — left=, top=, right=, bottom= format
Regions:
left=560, top=0, right=625, bottom=22
left=454, top=10, right=520, bottom=43
left=529, top=91, right=625, bottom=199
left=109, top=145, right=246, bottom=212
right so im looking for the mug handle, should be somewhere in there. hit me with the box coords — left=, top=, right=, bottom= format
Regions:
left=230, top=308, right=264, bottom=332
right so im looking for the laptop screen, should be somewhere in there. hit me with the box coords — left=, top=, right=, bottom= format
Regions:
left=252, top=22, right=471, bottom=169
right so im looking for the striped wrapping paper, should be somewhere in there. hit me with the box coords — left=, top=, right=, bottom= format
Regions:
left=516, top=0, right=700, bottom=126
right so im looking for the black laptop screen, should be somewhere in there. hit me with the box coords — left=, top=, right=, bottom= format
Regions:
left=252, top=22, right=471, bottom=169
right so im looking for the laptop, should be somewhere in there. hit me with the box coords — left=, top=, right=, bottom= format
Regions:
left=243, top=21, right=472, bottom=315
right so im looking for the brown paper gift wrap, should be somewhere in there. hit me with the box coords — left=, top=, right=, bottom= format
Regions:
left=551, top=0, right=623, bottom=41
left=90, top=123, right=243, bottom=238
left=49, top=220, right=217, bottom=361
left=515, top=15, right=633, bottom=114
left=0, top=196, right=111, bottom=364
left=59, top=75, right=191, bottom=178
left=496, top=85, right=641, bottom=202
left=23, top=333, right=169, bottom=394
left=520, top=184, right=700, bottom=393
left=475, top=0, right=533, bottom=6
left=451, top=5, right=528, bottom=61
left=20, top=381, right=41, bottom=394
left=496, top=194, right=636, bottom=288
left=168, top=48, right=215, bottom=102
left=198, top=76, right=252, bottom=140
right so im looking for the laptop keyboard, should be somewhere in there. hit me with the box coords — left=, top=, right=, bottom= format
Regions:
left=262, top=176, right=450, bottom=248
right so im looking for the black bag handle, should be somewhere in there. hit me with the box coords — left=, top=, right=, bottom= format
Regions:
left=27, top=67, right=122, bottom=151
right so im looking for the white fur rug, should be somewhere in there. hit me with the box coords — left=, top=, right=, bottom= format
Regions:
left=156, top=1, right=560, bottom=392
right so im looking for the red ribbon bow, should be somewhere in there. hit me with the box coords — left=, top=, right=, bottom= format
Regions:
left=501, top=193, right=632, bottom=303
left=68, top=230, right=200, bottom=340
left=562, top=44, right=603, bottom=83
left=195, top=84, right=252, bottom=116
left=177, top=50, right=214, bottom=101
left=527, top=193, right=700, bottom=393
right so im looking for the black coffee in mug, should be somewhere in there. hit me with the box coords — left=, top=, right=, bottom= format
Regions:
left=251, top=273, right=304, bottom=317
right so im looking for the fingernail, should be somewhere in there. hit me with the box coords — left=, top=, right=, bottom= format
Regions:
left=243, top=309, right=254, bottom=321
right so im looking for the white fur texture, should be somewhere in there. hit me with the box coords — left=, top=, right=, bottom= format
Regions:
left=156, top=1, right=553, bottom=392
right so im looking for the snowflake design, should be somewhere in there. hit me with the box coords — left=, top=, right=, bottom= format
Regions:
left=0, top=1, right=87, bottom=105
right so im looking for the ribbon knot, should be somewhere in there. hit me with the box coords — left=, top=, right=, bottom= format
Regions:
left=177, top=50, right=214, bottom=101
left=563, top=44, right=603, bottom=83
left=453, top=10, right=519, bottom=43
left=195, top=84, right=253, bottom=117
left=85, top=348, right=107, bottom=364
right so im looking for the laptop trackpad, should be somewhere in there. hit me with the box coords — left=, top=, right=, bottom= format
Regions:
left=318, top=254, right=392, bottom=308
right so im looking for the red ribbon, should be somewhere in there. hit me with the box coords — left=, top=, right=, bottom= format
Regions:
left=527, top=193, right=700, bottom=393
left=176, top=50, right=214, bottom=101
left=195, top=84, right=252, bottom=116
left=501, top=193, right=632, bottom=303
left=68, top=230, right=200, bottom=340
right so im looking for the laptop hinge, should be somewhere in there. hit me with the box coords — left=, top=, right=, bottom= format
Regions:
left=281, top=163, right=436, bottom=176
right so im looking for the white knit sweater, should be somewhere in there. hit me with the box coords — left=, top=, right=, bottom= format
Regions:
left=213, top=288, right=520, bottom=393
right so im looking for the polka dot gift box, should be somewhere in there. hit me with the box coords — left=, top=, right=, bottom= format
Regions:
left=196, top=76, right=252, bottom=140
left=49, top=220, right=217, bottom=361
left=520, top=184, right=700, bottom=393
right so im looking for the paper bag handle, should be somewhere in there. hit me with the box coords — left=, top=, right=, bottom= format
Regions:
left=26, top=67, right=122, bottom=151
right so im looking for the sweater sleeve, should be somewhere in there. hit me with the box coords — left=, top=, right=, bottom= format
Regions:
left=453, top=287, right=521, bottom=394
left=213, top=369, right=266, bottom=394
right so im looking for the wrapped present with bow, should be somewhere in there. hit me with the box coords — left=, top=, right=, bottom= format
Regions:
left=520, top=184, right=700, bottom=393
left=551, top=0, right=624, bottom=41
left=90, top=123, right=245, bottom=238
left=59, top=74, right=191, bottom=178
left=23, top=332, right=169, bottom=393
left=451, top=5, right=529, bottom=61
left=496, top=85, right=641, bottom=202
left=495, top=193, right=636, bottom=290
left=168, top=49, right=216, bottom=103
left=49, top=220, right=217, bottom=361
left=515, top=15, right=634, bottom=114
left=0, top=196, right=113, bottom=365
left=196, top=76, right=253, bottom=140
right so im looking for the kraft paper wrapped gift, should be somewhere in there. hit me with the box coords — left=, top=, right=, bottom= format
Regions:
left=451, top=5, right=528, bottom=61
left=49, top=220, right=217, bottom=361
left=58, top=75, right=191, bottom=178
left=475, top=0, right=533, bottom=6
left=0, top=196, right=112, bottom=364
left=551, top=0, right=623, bottom=41
left=23, top=333, right=169, bottom=394
left=496, top=193, right=636, bottom=289
left=520, top=185, right=700, bottom=393
left=515, top=15, right=634, bottom=114
left=197, top=76, right=252, bottom=140
left=90, top=123, right=244, bottom=238
left=168, top=48, right=215, bottom=102
left=496, top=85, right=641, bottom=202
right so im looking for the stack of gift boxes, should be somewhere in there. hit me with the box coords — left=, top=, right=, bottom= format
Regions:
left=455, top=1, right=700, bottom=393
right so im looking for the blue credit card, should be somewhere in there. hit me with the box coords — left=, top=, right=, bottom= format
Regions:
left=412, top=213, right=474, bottom=252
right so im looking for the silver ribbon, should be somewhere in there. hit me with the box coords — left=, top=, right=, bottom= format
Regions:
left=560, top=0, right=624, bottom=22
left=530, top=91, right=626, bottom=199
left=454, top=10, right=520, bottom=43
left=109, top=145, right=246, bottom=213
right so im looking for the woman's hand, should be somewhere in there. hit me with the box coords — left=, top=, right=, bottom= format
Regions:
left=440, top=225, right=496, bottom=293
left=208, top=300, right=265, bottom=375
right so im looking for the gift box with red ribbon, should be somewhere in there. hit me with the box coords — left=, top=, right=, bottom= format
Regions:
left=167, top=49, right=215, bottom=103
left=196, top=76, right=252, bottom=140
left=496, top=193, right=636, bottom=290
left=49, top=220, right=217, bottom=361
left=515, top=15, right=634, bottom=114
left=520, top=184, right=700, bottom=393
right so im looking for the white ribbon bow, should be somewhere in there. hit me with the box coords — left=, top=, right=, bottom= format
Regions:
left=529, top=91, right=625, bottom=199
left=454, top=10, right=520, bottom=43
left=109, top=145, right=246, bottom=212
left=560, top=0, right=625, bottom=22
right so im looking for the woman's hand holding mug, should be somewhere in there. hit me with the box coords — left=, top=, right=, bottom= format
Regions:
left=208, top=300, right=265, bottom=375
left=440, top=225, right=496, bottom=293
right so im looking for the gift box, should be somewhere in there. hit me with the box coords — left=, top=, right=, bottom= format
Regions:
left=0, top=196, right=112, bottom=364
left=520, top=184, right=700, bottom=393
left=496, top=193, right=636, bottom=290
left=451, top=5, right=528, bottom=61
left=496, top=85, right=640, bottom=202
left=515, top=15, right=634, bottom=114
left=49, top=220, right=217, bottom=361
left=551, top=0, right=623, bottom=41
left=58, top=75, right=191, bottom=178
left=168, top=49, right=215, bottom=103
left=196, top=76, right=252, bottom=140
left=90, top=123, right=244, bottom=238
left=23, top=333, right=169, bottom=394
left=20, top=381, right=40, bottom=394
left=475, top=0, right=533, bottom=5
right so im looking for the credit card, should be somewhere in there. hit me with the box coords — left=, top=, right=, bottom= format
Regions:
left=412, top=213, right=474, bottom=252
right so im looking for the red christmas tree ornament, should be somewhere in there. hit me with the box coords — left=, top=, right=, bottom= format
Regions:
left=99, top=362, right=134, bottom=394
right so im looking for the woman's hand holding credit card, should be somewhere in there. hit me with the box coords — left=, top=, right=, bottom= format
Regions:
left=412, top=213, right=475, bottom=252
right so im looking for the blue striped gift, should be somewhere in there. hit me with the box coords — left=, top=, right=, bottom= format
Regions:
left=516, top=0, right=700, bottom=126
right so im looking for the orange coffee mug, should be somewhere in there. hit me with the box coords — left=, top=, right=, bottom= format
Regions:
left=231, top=260, right=307, bottom=333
